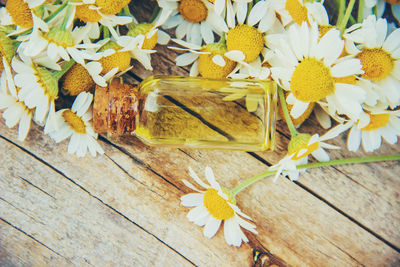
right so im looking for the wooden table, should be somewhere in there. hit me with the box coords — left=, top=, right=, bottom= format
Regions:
left=1, top=1, right=400, bottom=266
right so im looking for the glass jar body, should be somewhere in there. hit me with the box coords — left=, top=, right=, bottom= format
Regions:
left=134, top=76, right=277, bottom=151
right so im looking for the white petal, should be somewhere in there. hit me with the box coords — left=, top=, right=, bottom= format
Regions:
left=203, top=217, right=222, bottom=238
left=181, top=193, right=204, bottom=207
left=175, top=52, right=199, bottom=66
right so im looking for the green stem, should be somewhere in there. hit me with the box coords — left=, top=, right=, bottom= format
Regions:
left=149, top=5, right=160, bottom=23
left=60, top=2, right=73, bottom=29
left=122, top=6, right=132, bottom=16
left=53, top=59, right=75, bottom=80
left=231, top=170, right=276, bottom=196
left=338, top=0, right=357, bottom=33
left=219, top=32, right=226, bottom=44
left=357, top=0, right=364, bottom=23
left=16, top=0, right=69, bottom=36
left=373, top=6, right=378, bottom=17
left=278, top=86, right=298, bottom=137
left=336, top=0, right=346, bottom=27
left=102, top=26, right=110, bottom=39
left=45, top=0, right=69, bottom=23
left=230, top=154, right=400, bottom=196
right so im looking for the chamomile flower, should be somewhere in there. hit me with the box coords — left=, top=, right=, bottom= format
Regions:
left=20, top=5, right=105, bottom=65
left=0, top=0, right=48, bottom=35
left=48, top=92, right=104, bottom=157
left=1, top=0, right=35, bottom=29
left=98, top=41, right=132, bottom=74
left=73, top=0, right=133, bottom=39
left=270, top=128, right=341, bottom=181
left=270, top=22, right=365, bottom=121
left=0, top=57, right=33, bottom=141
left=344, top=16, right=400, bottom=108
left=345, top=110, right=400, bottom=152
left=159, top=0, right=228, bottom=45
left=171, top=38, right=237, bottom=78
left=181, top=167, right=257, bottom=247
left=12, top=55, right=60, bottom=130
left=126, top=8, right=173, bottom=49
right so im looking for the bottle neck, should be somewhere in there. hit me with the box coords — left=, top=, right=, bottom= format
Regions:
left=93, top=79, right=139, bottom=136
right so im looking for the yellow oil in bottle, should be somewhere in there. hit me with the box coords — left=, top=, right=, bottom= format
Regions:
left=94, top=76, right=277, bottom=151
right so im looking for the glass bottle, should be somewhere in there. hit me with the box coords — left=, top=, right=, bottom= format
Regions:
left=93, top=76, right=277, bottom=151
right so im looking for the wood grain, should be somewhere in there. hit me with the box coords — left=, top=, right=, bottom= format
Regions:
left=1, top=0, right=400, bottom=266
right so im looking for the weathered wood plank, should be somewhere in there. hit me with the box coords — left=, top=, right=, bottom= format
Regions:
left=126, top=0, right=400, bottom=250
left=0, top=122, right=256, bottom=266
left=0, top=219, right=71, bottom=267
left=0, top=136, right=195, bottom=267
left=103, top=133, right=400, bottom=266
left=128, top=50, right=400, bottom=250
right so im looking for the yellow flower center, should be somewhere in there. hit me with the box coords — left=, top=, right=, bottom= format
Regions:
left=128, top=23, right=158, bottom=50
left=226, top=24, right=264, bottom=63
left=203, top=188, right=235, bottom=220
left=291, top=58, right=335, bottom=102
left=356, top=48, right=394, bottom=81
left=98, top=42, right=131, bottom=74
left=75, top=4, right=102, bottom=23
left=361, top=113, right=390, bottom=131
left=179, top=0, right=208, bottom=24
left=6, top=0, right=34, bottom=28
left=63, top=110, right=86, bottom=134
left=285, top=0, right=308, bottom=25
left=198, top=43, right=237, bottom=79
left=288, top=133, right=319, bottom=161
left=95, top=0, right=131, bottom=15
left=62, top=64, right=95, bottom=96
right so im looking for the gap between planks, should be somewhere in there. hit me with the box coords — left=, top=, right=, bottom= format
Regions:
left=124, top=69, right=400, bottom=253
left=0, top=134, right=196, bottom=267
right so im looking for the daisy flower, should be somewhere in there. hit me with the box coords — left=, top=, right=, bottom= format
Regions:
left=269, top=22, right=366, bottom=121
left=270, top=127, right=342, bottom=181
left=0, top=57, right=33, bottom=141
left=344, top=15, right=400, bottom=108
left=159, top=0, right=228, bottom=45
left=11, top=54, right=63, bottom=131
left=171, top=38, right=237, bottom=78
left=125, top=8, right=173, bottom=48
left=0, top=0, right=48, bottom=35
left=73, top=0, right=133, bottom=39
left=181, top=167, right=257, bottom=247
left=48, top=92, right=104, bottom=157
left=21, top=24, right=104, bottom=65
left=345, top=110, right=400, bottom=152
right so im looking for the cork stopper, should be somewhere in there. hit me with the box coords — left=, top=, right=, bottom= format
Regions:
left=93, top=78, right=139, bottom=136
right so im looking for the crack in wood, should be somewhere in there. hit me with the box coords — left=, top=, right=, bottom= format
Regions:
left=104, top=153, right=167, bottom=199
left=99, top=135, right=182, bottom=191
left=17, top=176, right=56, bottom=200
left=113, top=70, right=400, bottom=259
left=322, top=236, right=365, bottom=266
left=0, top=217, right=70, bottom=262
left=292, top=181, right=400, bottom=253
left=0, top=134, right=196, bottom=266
left=0, top=197, right=46, bottom=226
